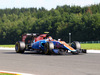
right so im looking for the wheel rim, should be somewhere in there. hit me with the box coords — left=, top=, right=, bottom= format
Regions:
left=15, top=44, right=18, bottom=51
left=15, top=43, right=20, bottom=52
left=71, top=43, right=76, bottom=49
left=44, top=43, right=49, bottom=54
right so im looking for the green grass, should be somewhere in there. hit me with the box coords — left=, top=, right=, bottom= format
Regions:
left=0, top=45, right=15, bottom=48
left=81, top=43, right=100, bottom=50
left=0, top=73, right=15, bottom=75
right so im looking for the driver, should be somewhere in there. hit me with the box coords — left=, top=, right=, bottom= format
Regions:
left=47, top=36, right=53, bottom=41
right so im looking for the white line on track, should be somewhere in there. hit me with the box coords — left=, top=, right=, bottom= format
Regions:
left=0, top=70, right=34, bottom=75
left=0, top=47, right=15, bottom=50
left=87, top=50, right=100, bottom=53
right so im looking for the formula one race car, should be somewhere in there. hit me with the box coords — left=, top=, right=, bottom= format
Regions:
left=15, top=32, right=86, bottom=55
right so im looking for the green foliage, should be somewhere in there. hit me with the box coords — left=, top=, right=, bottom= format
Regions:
left=0, top=4, right=100, bottom=44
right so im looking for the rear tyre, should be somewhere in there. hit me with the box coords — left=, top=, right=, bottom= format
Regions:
left=15, top=41, right=25, bottom=53
left=71, top=41, right=81, bottom=54
left=44, top=42, right=54, bottom=55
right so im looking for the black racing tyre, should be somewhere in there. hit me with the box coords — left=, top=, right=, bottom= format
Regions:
left=71, top=41, right=81, bottom=49
left=71, top=41, right=81, bottom=54
left=44, top=42, right=54, bottom=55
left=82, top=49, right=87, bottom=53
left=15, top=41, right=25, bottom=53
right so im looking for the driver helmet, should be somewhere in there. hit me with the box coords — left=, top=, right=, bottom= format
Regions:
left=47, top=36, right=53, bottom=41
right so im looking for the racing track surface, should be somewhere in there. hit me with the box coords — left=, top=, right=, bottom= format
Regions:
left=0, top=49, right=100, bottom=75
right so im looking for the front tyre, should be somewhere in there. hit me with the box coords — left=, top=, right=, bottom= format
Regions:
left=44, top=42, right=54, bottom=55
left=71, top=41, right=81, bottom=54
left=71, top=41, right=81, bottom=49
left=15, top=41, right=25, bottom=53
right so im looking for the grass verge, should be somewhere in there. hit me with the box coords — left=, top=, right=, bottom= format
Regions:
left=0, top=45, right=15, bottom=48
left=81, top=43, right=100, bottom=50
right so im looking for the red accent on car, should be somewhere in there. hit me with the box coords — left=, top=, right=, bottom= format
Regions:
left=22, top=35, right=27, bottom=42
left=35, top=34, right=47, bottom=42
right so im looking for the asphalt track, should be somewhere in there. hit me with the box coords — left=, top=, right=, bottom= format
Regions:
left=0, top=48, right=100, bottom=75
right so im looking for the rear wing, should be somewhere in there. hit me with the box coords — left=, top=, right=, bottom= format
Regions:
left=22, top=33, right=39, bottom=42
